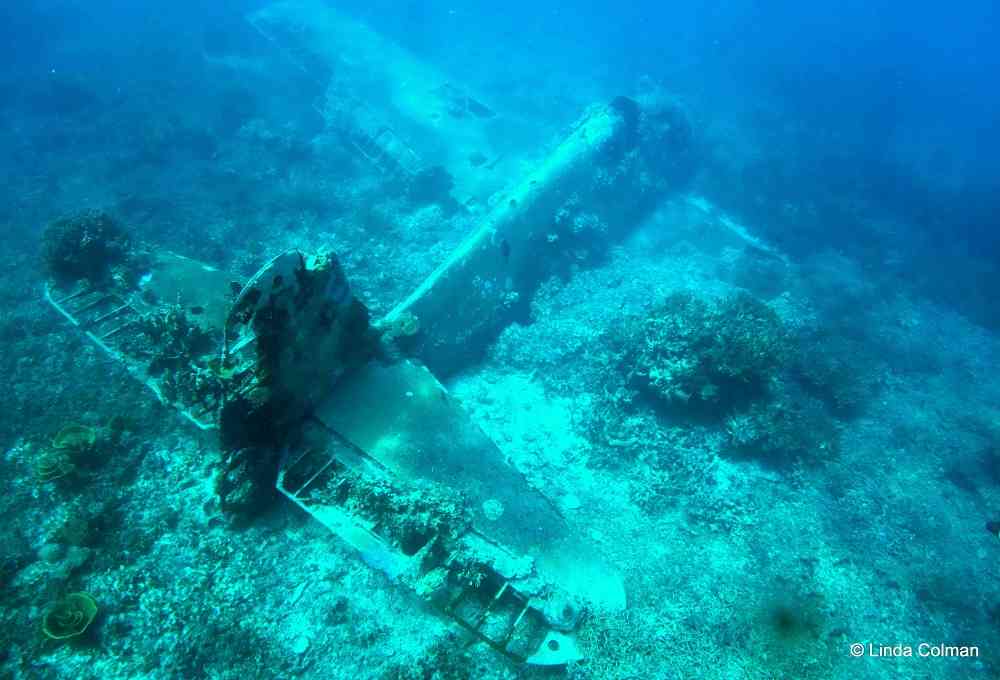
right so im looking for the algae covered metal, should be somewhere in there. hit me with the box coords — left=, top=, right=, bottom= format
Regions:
left=40, top=0, right=699, bottom=667
left=43, top=242, right=622, bottom=665
left=218, top=249, right=624, bottom=665
left=248, top=0, right=534, bottom=204
left=44, top=251, right=236, bottom=430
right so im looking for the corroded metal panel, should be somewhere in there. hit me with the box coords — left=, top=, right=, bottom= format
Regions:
left=380, top=101, right=633, bottom=373
left=45, top=252, right=235, bottom=430
left=248, top=0, right=539, bottom=204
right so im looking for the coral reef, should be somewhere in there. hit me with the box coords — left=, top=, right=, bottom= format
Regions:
left=40, top=211, right=135, bottom=285
left=0, top=6, right=997, bottom=679
left=135, top=306, right=222, bottom=407
left=622, top=291, right=790, bottom=413
left=724, top=389, right=840, bottom=465
left=793, top=330, right=880, bottom=417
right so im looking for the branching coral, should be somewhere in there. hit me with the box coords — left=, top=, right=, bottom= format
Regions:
left=40, top=210, right=133, bottom=284
left=625, top=291, right=790, bottom=412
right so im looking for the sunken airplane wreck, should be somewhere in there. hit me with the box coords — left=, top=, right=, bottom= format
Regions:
left=41, top=1, right=698, bottom=667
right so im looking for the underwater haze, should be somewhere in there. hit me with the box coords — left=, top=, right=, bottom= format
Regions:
left=2, top=1, right=1000, bottom=679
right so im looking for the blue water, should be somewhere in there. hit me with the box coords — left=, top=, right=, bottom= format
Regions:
left=3, top=2, right=1000, bottom=679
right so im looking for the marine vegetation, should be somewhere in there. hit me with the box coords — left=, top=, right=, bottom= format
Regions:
left=41, top=592, right=98, bottom=640
left=34, top=448, right=76, bottom=482
left=52, top=424, right=97, bottom=457
left=33, top=424, right=100, bottom=483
